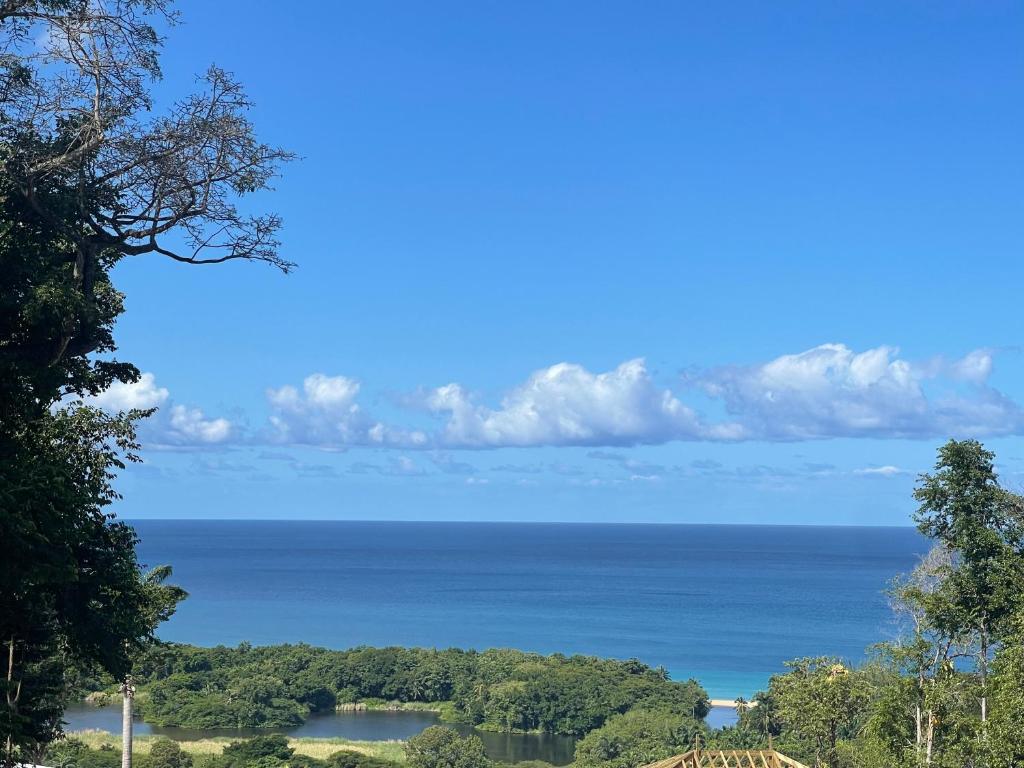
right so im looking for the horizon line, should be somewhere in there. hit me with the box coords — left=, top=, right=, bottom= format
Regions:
left=122, top=517, right=919, bottom=529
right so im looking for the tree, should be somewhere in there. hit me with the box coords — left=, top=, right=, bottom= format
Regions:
left=122, top=567, right=188, bottom=768
left=1, top=403, right=183, bottom=764
left=220, top=735, right=294, bottom=768
left=405, top=727, right=490, bottom=768
left=1, top=1, right=288, bottom=762
left=148, top=738, right=193, bottom=768
left=45, top=738, right=122, bottom=768
left=986, top=613, right=1024, bottom=767
left=1, top=2, right=294, bottom=282
left=767, top=658, right=871, bottom=768
left=914, top=439, right=1024, bottom=723
left=573, top=709, right=704, bottom=768
left=881, top=546, right=974, bottom=766
left=326, top=750, right=401, bottom=768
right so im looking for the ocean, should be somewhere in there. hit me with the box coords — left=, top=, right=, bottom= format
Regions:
left=131, top=520, right=926, bottom=699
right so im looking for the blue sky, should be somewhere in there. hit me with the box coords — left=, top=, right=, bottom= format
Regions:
left=102, top=0, right=1024, bottom=524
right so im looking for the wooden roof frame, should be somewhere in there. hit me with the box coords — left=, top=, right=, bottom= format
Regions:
left=640, top=749, right=811, bottom=768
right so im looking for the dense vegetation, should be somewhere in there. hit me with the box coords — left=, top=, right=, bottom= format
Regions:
left=1, top=1, right=289, bottom=765
left=89, top=644, right=709, bottom=738
left=572, top=708, right=704, bottom=768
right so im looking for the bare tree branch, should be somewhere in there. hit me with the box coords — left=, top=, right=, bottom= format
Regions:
left=1, top=0, right=296, bottom=294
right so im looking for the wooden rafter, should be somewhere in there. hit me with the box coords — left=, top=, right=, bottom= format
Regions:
left=639, top=749, right=811, bottom=768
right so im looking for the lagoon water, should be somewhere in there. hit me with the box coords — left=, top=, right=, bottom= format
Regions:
left=62, top=704, right=579, bottom=765
left=131, top=521, right=925, bottom=699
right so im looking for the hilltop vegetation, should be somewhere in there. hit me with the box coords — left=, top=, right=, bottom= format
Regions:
left=91, top=645, right=708, bottom=737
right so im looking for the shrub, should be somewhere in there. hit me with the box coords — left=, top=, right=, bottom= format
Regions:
left=150, top=738, right=194, bottom=768
left=405, top=727, right=490, bottom=768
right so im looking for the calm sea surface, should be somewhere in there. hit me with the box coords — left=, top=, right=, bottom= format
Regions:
left=130, top=521, right=925, bottom=699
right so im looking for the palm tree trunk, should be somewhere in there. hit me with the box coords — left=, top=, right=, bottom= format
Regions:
left=121, top=677, right=135, bottom=768
left=979, top=631, right=989, bottom=723
left=6, top=636, right=21, bottom=765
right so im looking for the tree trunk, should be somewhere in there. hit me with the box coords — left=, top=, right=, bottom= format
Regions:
left=925, top=710, right=934, bottom=767
left=5, top=636, right=21, bottom=765
left=979, top=630, right=989, bottom=723
left=915, top=666, right=925, bottom=751
left=121, top=677, right=135, bottom=768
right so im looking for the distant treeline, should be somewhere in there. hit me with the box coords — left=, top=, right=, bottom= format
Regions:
left=103, top=644, right=709, bottom=736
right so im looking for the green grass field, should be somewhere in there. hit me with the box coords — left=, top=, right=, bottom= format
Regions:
left=67, top=730, right=408, bottom=763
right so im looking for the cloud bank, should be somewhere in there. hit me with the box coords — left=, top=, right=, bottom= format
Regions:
left=697, top=344, right=1022, bottom=440
left=90, top=343, right=1024, bottom=451
left=423, top=359, right=742, bottom=447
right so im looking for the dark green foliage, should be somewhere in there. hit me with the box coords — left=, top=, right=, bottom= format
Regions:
left=0, top=132, right=183, bottom=764
left=573, top=709, right=704, bottom=768
left=0, top=169, right=135, bottom=429
left=764, top=658, right=871, bottom=767
left=45, top=739, right=123, bottom=768
left=149, top=739, right=194, bottom=768
left=220, top=735, right=294, bottom=768
left=914, top=440, right=1023, bottom=562
left=124, top=644, right=708, bottom=737
left=43, top=738, right=390, bottom=768
left=1, top=395, right=185, bottom=759
left=324, top=750, right=400, bottom=768
left=405, top=727, right=489, bottom=768
left=0, top=171, right=139, bottom=759
left=914, top=440, right=1024, bottom=643
left=987, top=614, right=1024, bottom=767
left=287, top=755, right=327, bottom=768
left=144, top=673, right=306, bottom=729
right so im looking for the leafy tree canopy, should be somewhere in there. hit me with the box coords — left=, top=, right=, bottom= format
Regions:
left=405, top=727, right=490, bottom=768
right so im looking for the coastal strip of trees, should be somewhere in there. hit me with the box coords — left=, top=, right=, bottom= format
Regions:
left=78, top=645, right=710, bottom=739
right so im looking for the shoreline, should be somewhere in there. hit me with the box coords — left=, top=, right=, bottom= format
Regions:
left=708, top=698, right=755, bottom=709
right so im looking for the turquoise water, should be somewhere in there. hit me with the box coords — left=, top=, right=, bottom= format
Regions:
left=132, top=520, right=925, bottom=699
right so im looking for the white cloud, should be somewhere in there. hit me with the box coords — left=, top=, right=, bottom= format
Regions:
left=89, top=372, right=169, bottom=410
left=854, top=465, right=906, bottom=477
left=167, top=405, right=233, bottom=444
left=697, top=344, right=1023, bottom=440
left=266, top=373, right=427, bottom=448
left=86, top=372, right=233, bottom=447
left=425, top=358, right=738, bottom=448
left=949, top=349, right=994, bottom=384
